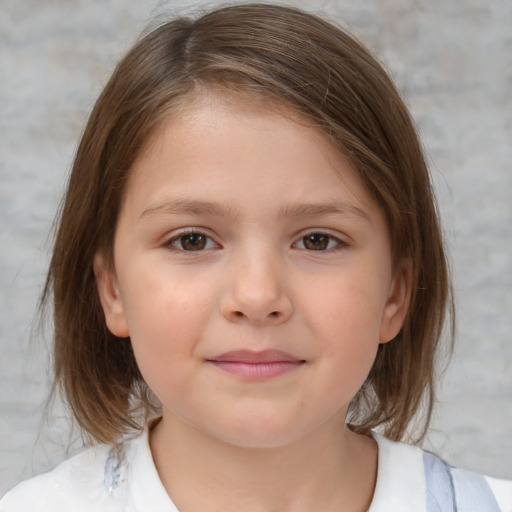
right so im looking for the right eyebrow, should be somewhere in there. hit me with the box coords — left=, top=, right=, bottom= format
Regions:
left=279, top=201, right=371, bottom=223
left=140, top=198, right=238, bottom=219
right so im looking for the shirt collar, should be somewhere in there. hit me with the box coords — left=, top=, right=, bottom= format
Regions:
left=368, top=433, right=426, bottom=512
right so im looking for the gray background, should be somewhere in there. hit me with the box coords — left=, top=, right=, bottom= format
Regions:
left=1, top=0, right=511, bottom=497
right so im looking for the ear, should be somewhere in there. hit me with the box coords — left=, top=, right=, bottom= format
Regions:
left=379, top=259, right=412, bottom=343
left=93, top=252, right=130, bottom=338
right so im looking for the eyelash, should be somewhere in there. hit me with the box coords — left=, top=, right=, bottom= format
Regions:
left=164, top=230, right=347, bottom=253
left=164, top=229, right=220, bottom=252
left=293, top=232, right=346, bottom=252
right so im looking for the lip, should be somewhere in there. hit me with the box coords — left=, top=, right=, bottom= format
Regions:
left=207, top=350, right=305, bottom=380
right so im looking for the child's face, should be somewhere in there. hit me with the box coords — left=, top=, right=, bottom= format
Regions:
left=95, top=94, right=409, bottom=448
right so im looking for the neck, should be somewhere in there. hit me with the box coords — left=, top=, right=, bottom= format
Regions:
left=150, top=413, right=378, bottom=512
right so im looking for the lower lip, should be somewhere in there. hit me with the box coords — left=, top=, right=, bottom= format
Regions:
left=208, top=361, right=304, bottom=380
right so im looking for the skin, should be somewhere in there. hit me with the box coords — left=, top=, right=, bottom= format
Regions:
left=95, top=93, right=411, bottom=512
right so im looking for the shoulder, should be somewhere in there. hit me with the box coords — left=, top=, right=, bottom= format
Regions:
left=0, top=427, right=175, bottom=512
left=370, top=434, right=512, bottom=512
left=0, top=440, right=130, bottom=512
left=485, top=475, right=512, bottom=512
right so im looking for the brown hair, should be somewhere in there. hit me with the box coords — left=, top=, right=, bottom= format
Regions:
left=43, top=3, right=453, bottom=444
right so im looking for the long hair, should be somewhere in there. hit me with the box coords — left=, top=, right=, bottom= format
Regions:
left=43, top=3, right=453, bottom=444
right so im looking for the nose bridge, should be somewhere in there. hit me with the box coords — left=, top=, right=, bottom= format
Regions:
left=223, top=240, right=292, bottom=325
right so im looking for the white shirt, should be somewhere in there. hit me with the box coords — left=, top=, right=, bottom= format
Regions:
left=1, top=429, right=511, bottom=511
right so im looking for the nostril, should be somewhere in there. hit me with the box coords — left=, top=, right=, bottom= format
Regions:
left=270, top=311, right=280, bottom=317
left=234, top=311, right=244, bottom=318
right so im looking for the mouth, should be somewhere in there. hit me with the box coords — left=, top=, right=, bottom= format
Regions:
left=206, top=350, right=306, bottom=380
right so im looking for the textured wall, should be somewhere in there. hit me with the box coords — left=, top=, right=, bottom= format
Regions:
left=1, top=0, right=511, bottom=496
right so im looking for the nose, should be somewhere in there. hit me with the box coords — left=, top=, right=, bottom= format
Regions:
left=221, top=252, right=293, bottom=327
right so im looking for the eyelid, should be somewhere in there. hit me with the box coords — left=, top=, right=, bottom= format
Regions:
left=163, top=228, right=221, bottom=251
left=293, top=229, right=349, bottom=251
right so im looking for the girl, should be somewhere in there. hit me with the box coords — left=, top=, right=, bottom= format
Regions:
left=1, top=3, right=510, bottom=511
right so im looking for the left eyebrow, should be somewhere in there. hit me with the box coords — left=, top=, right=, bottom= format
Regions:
left=140, top=198, right=238, bottom=219
left=279, top=201, right=371, bottom=222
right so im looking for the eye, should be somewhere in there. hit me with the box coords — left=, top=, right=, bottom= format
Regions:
left=295, top=233, right=344, bottom=251
left=166, top=231, right=218, bottom=251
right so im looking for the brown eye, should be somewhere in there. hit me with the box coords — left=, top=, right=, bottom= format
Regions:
left=296, top=233, right=343, bottom=251
left=180, top=233, right=207, bottom=251
left=302, top=234, right=330, bottom=250
left=166, top=231, right=218, bottom=252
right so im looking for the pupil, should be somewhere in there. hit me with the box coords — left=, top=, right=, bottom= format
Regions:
left=304, top=234, right=329, bottom=250
left=181, top=233, right=206, bottom=251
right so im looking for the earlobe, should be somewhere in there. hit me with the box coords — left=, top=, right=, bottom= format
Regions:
left=379, top=260, right=412, bottom=343
left=93, top=252, right=130, bottom=338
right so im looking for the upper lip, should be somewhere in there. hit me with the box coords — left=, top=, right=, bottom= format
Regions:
left=207, top=349, right=304, bottom=363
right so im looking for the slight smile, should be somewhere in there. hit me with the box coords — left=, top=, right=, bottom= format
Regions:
left=207, top=350, right=306, bottom=380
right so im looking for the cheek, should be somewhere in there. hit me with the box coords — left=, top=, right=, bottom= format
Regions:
left=118, top=262, right=217, bottom=382
left=302, top=271, right=386, bottom=388
left=122, top=257, right=215, bottom=326
left=307, top=279, right=387, bottom=346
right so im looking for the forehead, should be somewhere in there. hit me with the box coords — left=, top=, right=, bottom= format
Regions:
left=134, top=88, right=323, bottom=169
left=123, top=91, right=377, bottom=221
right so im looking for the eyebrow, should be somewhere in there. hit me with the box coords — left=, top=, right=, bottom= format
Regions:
left=278, top=201, right=371, bottom=222
left=140, top=199, right=237, bottom=219
left=140, top=198, right=370, bottom=222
